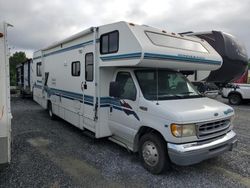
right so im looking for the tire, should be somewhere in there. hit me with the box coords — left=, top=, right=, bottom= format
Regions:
left=48, top=102, right=55, bottom=120
left=228, top=93, right=241, bottom=105
left=139, top=133, right=170, bottom=174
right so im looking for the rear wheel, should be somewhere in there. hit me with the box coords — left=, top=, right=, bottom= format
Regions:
left=228, top=93, right=241, bottom=105
left=48, top=102, right=55, bottom=120
left=139, top=133, right=170, bottom=174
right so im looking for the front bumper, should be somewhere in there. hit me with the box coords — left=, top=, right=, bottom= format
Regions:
left=167, top=130, right=237, bottom=166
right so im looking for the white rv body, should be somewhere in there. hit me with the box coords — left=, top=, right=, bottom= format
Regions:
left=33, top=22, right=237, bottom=173
left=0, top=22, right=11, bottom=165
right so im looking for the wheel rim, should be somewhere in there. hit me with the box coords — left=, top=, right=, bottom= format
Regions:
left=231, top=95, right=239, bottom=104
left=142, top=141, right=159, bottom=167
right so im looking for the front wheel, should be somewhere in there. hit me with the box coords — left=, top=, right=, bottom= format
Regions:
left=228, top=93, right=241, bottom=105
left=139, top=133, right=170, bottom=174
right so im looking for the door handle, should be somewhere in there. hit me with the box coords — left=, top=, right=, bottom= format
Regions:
left=81, top=81, right=87, bottom=90
left=139, top=106, right=148, bottom=111
left=84, top=82, right=87, bottom=89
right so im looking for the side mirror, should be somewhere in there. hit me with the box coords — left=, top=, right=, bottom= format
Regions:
left=109, top=81, right=121, bottom=98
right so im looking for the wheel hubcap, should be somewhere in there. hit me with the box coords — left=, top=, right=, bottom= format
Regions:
left=142, top=141, right=159, bottom=167
left=231, top=96, right=239, bottom=104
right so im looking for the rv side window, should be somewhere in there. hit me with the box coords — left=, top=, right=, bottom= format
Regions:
left=71, top=61, right=81, bottom=76
left=37, top=62, right=42, bottom=77
left=100, top=30, right=119, bottom=54
left=116, top=72, right=136, bottom=101
left=85, top=53, right=93, bottom=81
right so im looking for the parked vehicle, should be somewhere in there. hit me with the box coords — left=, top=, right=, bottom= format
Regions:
left=185, top=31, right=249, bottom=86
left=222, top=83, right=250, bottom=105
left=0, top=22, right=12, bottom=165
left=33, top=21, right=237, bottom=174
left=192, top=81, right=219, bottom=99
left=16, top=58, right=33, bottom=97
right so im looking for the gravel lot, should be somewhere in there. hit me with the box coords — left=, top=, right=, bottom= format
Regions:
left=0, top=97, right=249, bottom=188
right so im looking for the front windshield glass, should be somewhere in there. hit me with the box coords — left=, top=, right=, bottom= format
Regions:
left=135, top=69, right=202, bottom=100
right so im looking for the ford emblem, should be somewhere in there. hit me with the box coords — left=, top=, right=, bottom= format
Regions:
left=214, top=113, right=219, bottom=116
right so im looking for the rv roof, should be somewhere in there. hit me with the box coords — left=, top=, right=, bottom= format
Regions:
left=43, top=27, right=94, bottom=51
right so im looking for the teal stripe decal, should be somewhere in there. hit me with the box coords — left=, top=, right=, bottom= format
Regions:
left=34, top=85, right=128, bottom=109
left=99, top=52, right=221, bottom=65
left=33, top=56, right=42, bottom=60
left=100, top=52, right=142, bottom=61
left=144, top=53, right=221, bottom=65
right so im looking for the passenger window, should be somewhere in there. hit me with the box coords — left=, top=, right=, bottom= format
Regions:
left=85, top=53, right=93, bottom=81
left=100, top=30, right=119, bottom=54
left=37, top=62, right=42, bottom=77
left=168, top=74, right=189, bottom=94
left=71, top=61, right=80, bottom=76
left=116, top=72, right=136, bottom=101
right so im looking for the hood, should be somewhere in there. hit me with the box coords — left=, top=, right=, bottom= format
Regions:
left=156, top=97, right=234, bottom=123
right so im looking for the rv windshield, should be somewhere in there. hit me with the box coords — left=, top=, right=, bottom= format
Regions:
left=135, top=69, right=202, bottom=100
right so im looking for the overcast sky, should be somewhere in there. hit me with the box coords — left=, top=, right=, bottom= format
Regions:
left=1, top=0, right=249, bottom=58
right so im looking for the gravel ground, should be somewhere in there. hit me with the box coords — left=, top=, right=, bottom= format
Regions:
left=0, top=97, right=249, bottom=188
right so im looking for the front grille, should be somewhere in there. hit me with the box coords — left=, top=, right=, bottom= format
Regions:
left=197, top=119, right=231, bottom=138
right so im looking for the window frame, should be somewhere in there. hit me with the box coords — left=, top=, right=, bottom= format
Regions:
left=145, top=31, right=208, bottom=53
left=115, top=71, right=137, bottom=101
left=71, top=61, right=81, bottom=77
left=100, top=30, right=119, bottom=54
left=36, top=62, right=42, bottom=77
left=85, top=52, right=94, bottom=81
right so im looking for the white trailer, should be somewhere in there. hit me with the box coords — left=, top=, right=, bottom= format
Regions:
left=0, top=22, right=12, bottom=165
left=16, top=58, right=33, bottom=97
left=33, top=21, right=237, bottom=174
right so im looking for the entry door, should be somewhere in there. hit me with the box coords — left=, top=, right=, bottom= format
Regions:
left=82, top=48, right=95, bottom=120
left=109, top=71, right=140, bottom=141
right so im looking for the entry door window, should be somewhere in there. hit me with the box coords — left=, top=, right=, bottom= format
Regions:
left=116, top=72, right=137, bottom=101
left=85, top=53, right=93, bottom=81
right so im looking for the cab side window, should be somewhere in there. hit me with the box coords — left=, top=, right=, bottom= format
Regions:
left=116, top=72, right=136, bottom=101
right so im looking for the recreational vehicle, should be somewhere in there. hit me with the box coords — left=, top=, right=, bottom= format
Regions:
left=0, top=22, right=12, bottom=165
left=33, top=22, right=237, bottom=174
left=185, top=31, right=249, bottom=85
left=16, top=58, right=33, bottom=97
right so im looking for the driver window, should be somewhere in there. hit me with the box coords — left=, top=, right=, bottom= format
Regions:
left=116, top=72, right=137, bottom=101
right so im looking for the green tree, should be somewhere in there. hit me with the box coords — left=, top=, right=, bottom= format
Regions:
left=9, top=51, right=27, bottom=86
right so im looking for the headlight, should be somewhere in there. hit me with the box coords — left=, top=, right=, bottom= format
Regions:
left=171, top=124, right=196, bottom=137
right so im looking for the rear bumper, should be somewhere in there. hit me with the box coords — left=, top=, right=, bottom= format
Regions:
left=0, top=136, right=10, bottom=165
left=167, top=130, right=237, bottom=166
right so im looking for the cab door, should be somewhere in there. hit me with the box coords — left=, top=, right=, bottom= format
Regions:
left=108, top=71, right=140, bottom=141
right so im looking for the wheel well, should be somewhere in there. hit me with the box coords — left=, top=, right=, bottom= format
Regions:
left=133, top=126, right=166, bottom=152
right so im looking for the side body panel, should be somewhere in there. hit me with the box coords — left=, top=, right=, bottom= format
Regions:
left=0, top=22, right=11, bottom=164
